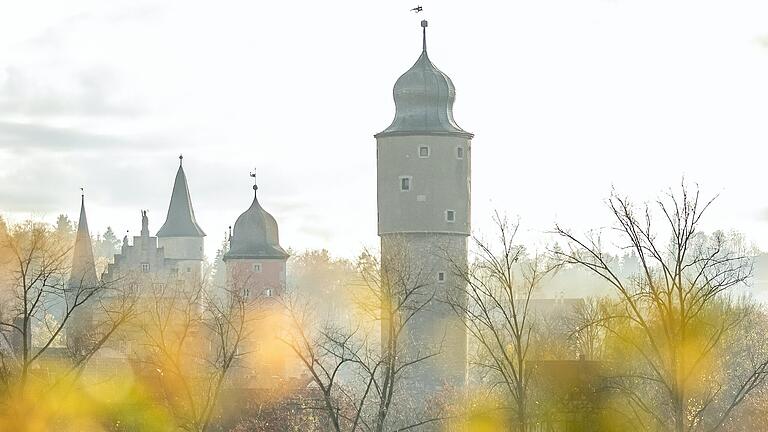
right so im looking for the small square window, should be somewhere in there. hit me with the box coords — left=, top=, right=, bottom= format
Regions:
left=457, top=146, right=464, bottom=159
left=419, top=146, right=430, bottom=158
left=253, top=263, right=262, bottom=273
left=243, top=287, right=251, bottom=298
left=400, top=176, right=412, bottom=192
left=141, top=263, right=150, bottom=273
left=264, top=288, right=273, bottom=297
left=445, top=210, right=456, bottom=222
left=437, top=272, right=446, bottom=283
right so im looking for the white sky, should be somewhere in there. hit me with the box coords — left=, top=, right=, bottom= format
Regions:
left=2, top=0, right=768, bottom=260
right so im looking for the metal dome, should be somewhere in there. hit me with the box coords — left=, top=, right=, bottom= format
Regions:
left=224, top=186, right=288, bottom=260
left=376, top=20, right=472, bottom=138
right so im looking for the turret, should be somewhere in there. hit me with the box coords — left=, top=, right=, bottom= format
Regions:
left=224, top=172, right=289, bottom=299
left=70, top=193, right=98, bottom=290
left=224, top=172, right=290, bottom=385
left=156, top=155, right=205, bottom=275
left=67, top=192, right=99, bottom=343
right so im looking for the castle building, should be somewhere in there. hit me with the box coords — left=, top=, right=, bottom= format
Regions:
left=101, top=210, right=176, bottom=287
left=376, top=20, right=471, bottom=399
left=102, top=157, right=205, bottom=290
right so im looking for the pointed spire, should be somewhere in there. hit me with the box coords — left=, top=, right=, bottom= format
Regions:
left=69, top=192, right=98, bottom=288
left=157, top=159, right=206, bottom=238
left=421, top=20, right=428, bottom=52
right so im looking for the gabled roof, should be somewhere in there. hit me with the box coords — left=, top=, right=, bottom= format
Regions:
left=156, top=161, right=206, bottom=238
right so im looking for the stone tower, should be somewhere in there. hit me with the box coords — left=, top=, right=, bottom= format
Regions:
left=375, top=20, right=471, bottom=399
left=156, top=155, right=206, bottom=280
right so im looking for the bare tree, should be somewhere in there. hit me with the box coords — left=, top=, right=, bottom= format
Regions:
left=445, top=214, right=552, bottom=431
left=133, top=271, right=255, bottom=432
left=553, top=184, right=767, bottom=431
left=564, top=297, right=610, bottom=361
left=0, top=221, right=108, bottom=395
left=360, top=242, right=449, bottom=432
left=199, top=283, right=254, bottom=432
left=283, top=243, right=444, bottom=432
left=62, top=275, right=139, bottom=380
left=282, top=298, right=373, bottom=432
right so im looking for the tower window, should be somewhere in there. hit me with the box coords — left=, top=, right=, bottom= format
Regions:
left=141, top=263, right=150, bottom=273
left=457, top=146, right=464, bottom=159
left=253, top=263, right=262, bottom=273
left=400, top=176, right=412, bottom=192
left=264, top=288, right=273, bottom=297
left=437, top=272, right=446, bottom=283
left=419, top=146, right=430, bottom=158
left=445, top=210, right=456, bottom=222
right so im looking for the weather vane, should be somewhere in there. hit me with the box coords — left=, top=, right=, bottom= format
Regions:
left=179, top=154, right=183, bottom=166
left=411, top=5, right=423, bottom=13
left=250, top=169, right=257, bottom=190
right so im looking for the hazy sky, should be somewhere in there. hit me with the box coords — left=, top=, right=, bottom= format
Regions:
left=2, top=0, right=768, bottom=260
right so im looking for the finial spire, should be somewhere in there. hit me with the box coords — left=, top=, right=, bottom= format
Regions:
left=157, top=156, right=206, bottom=238
left=250, top=169, right=258, bottom=191
left=421, top=20, right=428, bottom=51
left=70, top=191, right=98, bottom=289
left=179, top=154, right=183, bottom=166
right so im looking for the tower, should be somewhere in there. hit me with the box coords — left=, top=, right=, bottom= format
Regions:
left=224, top=173, right=290, bottom=385
left=67, top=192, right=99, bottom=343
left=376, top=20, right=471, bottom=399
left=223, top=173, right=289, bottom=298
left=156, top=155, right=206, bottom=280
